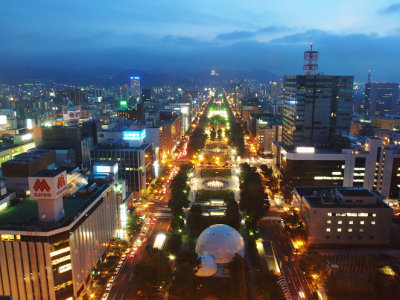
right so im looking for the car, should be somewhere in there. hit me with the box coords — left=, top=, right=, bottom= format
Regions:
left=106, top=283, right=112, bottom=291
left=115, top=267, right=120, bottom=273
left=132, top=245, right=138, bottom=251
left=102, top=293, right=109, bottom=300
left=125, top=248, right=130, bottom=254
left=130, top=251, right=136, bottom=258
left=121, top=254, right=126, bottom=260
left=108, top=276, right=115, bottom=283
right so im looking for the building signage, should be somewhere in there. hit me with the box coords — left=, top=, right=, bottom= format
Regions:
left=28, top=171, right=68, bottom=200
left=123, top=129, right=146, bottom=141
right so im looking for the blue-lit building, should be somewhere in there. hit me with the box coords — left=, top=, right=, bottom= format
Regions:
left=92, top=127, right=154, bottom=198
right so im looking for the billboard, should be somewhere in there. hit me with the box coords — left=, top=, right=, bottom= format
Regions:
left=123, top=129, right=146, bottom=141
left=119, top=100, right=128, bottom=109
left=28, top=171, right=68, bottom=200
left=63, top=111, right=80, bottom=121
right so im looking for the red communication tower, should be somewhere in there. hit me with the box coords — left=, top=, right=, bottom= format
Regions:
left=303, top=43, right=319, bottom=75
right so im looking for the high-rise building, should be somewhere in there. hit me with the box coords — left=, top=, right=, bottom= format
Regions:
left=119, top=84, right=129, bottom=101
left=130, top=76, right=141, bottom=100
left=282, top=75, right=353, bottom=149
left=367, top=82, right=399, bottom=117
left=141, top=88, right=151, bottom=102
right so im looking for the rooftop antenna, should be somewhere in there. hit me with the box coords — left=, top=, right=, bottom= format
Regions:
left=303, top=42, right=319, bottom=75
left=367, top=69, right=371, bottom=83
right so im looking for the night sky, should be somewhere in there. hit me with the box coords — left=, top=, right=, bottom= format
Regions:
left=1, top=0, right=400, bottom=81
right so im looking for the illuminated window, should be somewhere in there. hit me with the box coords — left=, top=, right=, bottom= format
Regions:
left=58, top=263, right=72, bottom=273
left=360, top=221, right=364, bottom=225
left=337, top=228, right=342, bottom=232
left=326, top=228, right=331, bottom=232
left=50, top=247, right=70, bottom=257
left=338, top=220, right=342, bottom=224
left=348, top=228, right=353, bottom=232
left=373, top=213, right=376, bottom=217
left=359, top=229, right=364, bottom=232
left=371, top=221, right=375, bottom=225
left=327, top=212, right=332, bottom=216
left=349, top=220, right=353, bottom=224
left=358, top=213, right=368, bottom=217
left=327, top=220, right=331, bottom=224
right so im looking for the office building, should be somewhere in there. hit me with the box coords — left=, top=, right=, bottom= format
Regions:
left=145, top=115, right=181, bottom=162
left=366, top=82, right=399, bottom=117
left=249, top=114, right=281, bottom=154
left=116, top=103, right=145, bottom=123
left=39, top=121, right=99, bottom=167
left=56, top=90, right=87, bottom=106
left=282, top=75, right=353, bottom=149
left=130, top=76, right=141, bottom=100
left=371, top=115, right=400, bottom=130
left=274, top=136, right=400, bottom=201
left=92, top=127, right=154, bottom=197
left=293, top=186, right=392, bottom=246
left=0, top=168, right=120, bottom=299
left=141, top=88, right=151, bottom=102
left=2, top=149, right=56, bottom=195
left=119, top=84, right=129, bottom=101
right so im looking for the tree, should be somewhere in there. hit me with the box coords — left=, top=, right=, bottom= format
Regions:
left=126, top=214, right=143, bottom=240
left=239, top=163, right=270, bottom=230
left=187, top=127, right=207, bottom=156
left=229, top=254, right=247, bottom=299
left=169, top=249, right=200, bottom=300
left=299, top=251, right=327, bottom=281
left=165, top=233, right=182, bottom=255
left=260, top=164, right=272, bottom=178
left=187, top=204, right=206, bottom=238
left=225, top=199, right=241, bottom=230
left=210, top=128, right=216, bottom=141
left=133, top=246, right=172, bottom=298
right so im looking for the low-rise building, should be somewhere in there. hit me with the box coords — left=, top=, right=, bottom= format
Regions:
left=293, top=186, right=392, bottom=246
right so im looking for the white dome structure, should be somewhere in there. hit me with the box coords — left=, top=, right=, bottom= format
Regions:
left=196, top=254, right=217, bottom=277
left=195, top=224, right=245, bottom=264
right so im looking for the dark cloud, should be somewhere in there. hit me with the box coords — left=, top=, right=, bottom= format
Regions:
left=216, top=31, right=256, bottom=41
left=216, top=26, right=290, bottom=41
left=378, top=3, right=400, bottom=14
left=0, top=29, right=399, bottom=82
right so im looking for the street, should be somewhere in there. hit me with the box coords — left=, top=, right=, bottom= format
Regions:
left=259, top=219, right=314, bottom=300
left=106, top=216, right=171, bottom=300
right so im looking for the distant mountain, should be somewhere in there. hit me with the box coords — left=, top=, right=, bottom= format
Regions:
left=0, top=65, right=280, bottom=87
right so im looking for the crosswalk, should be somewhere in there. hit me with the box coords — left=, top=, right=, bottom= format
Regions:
left=277, top=275, right=292, bottom=299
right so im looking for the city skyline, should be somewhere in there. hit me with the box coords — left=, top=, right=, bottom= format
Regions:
left=1, top=0, right=400, bottom=81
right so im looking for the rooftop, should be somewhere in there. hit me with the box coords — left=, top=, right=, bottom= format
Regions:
left=0, top=183, right=109, bottom=232
left=32, top=167, right=65, bottom=177
left=294, top=186, right=391, bottom=209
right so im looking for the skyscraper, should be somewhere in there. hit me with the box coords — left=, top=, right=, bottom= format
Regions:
left=130, top=76, right=141, bottom=100
left=367, top=82, right=399, bottom=117
left=282, top=75, right=354, bottom=148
